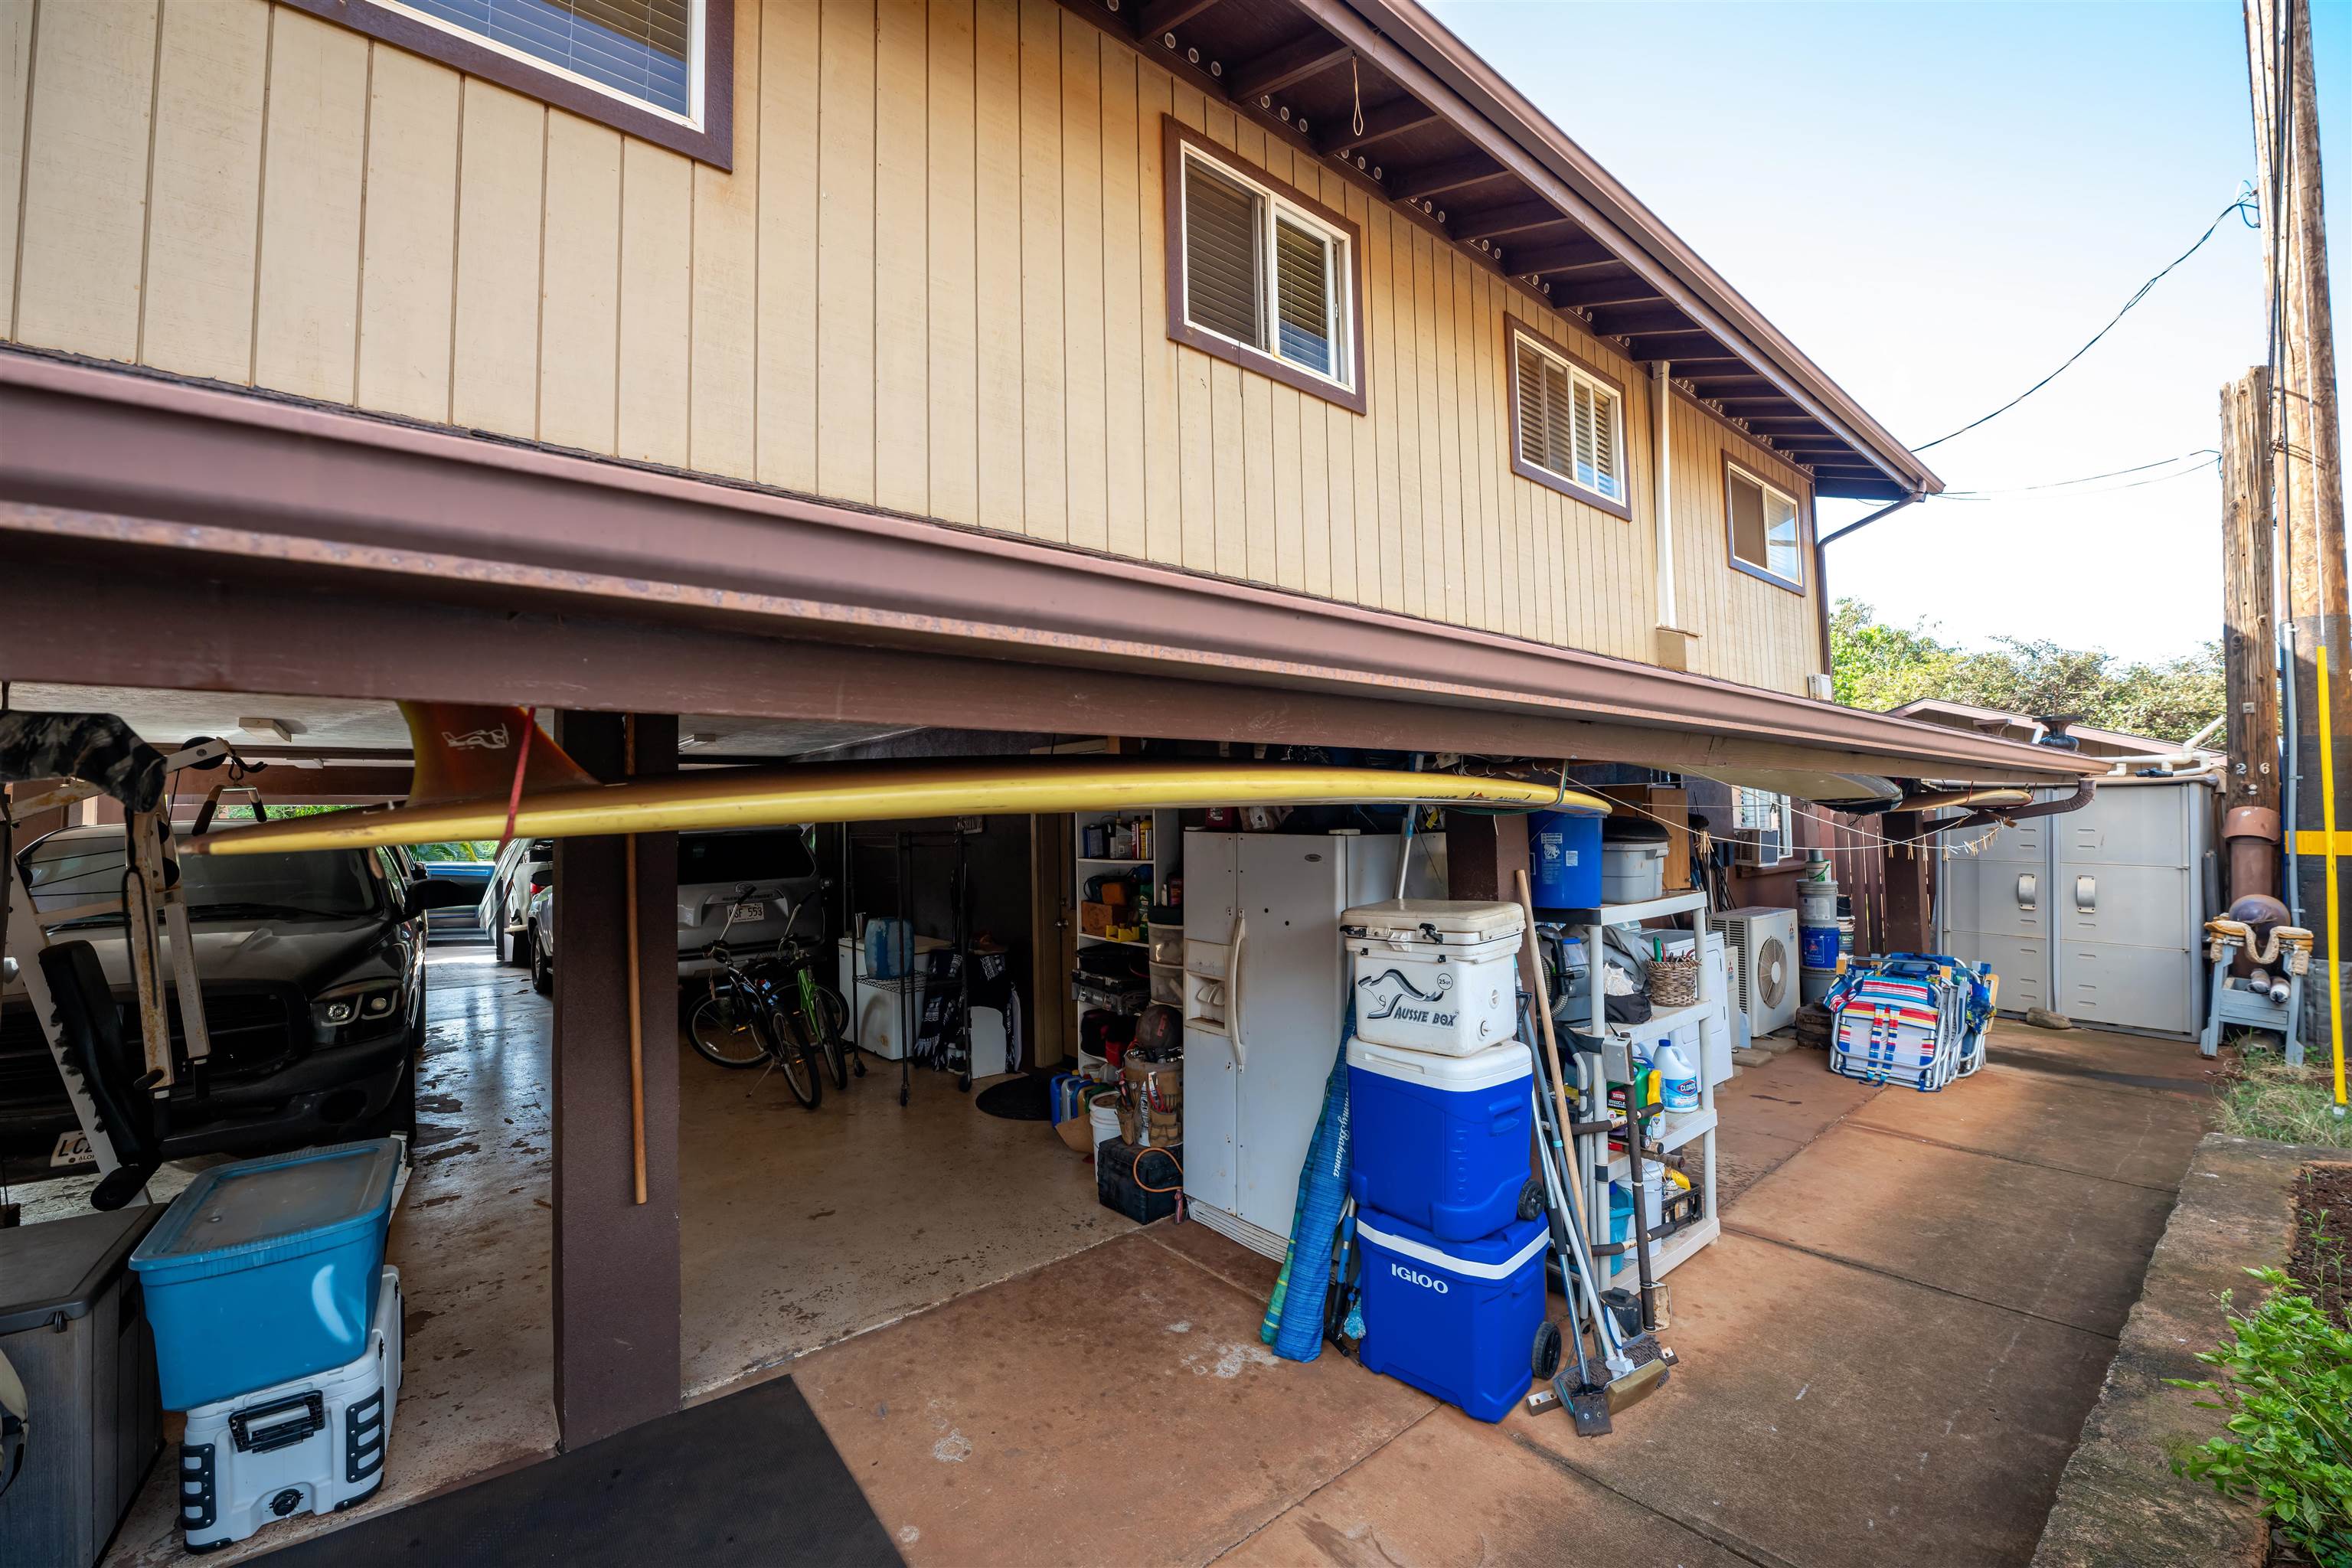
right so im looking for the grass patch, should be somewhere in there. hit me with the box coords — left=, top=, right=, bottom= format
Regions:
left=2216, top=1048, right=2352, bottom=1149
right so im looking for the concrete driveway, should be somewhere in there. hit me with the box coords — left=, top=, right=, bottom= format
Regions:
left=795, top=1020, right=2212, bottom=1567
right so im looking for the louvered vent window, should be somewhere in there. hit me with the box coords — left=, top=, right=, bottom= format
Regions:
left=1178, top=145, right=1353, bottom=390
left=1726, top=462, right=1804, bottom=586
left=1512, top=331, right=1622, bottom=503
left=395, top=0, right=694, bottom=117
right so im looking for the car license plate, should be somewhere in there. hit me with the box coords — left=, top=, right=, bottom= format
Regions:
left=730, top=900, right=766, bottom=922
left=50, top=1130, right=92, bottom=1168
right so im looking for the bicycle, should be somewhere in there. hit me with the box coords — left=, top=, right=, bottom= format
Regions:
left=687, top=892, right=851, bottom=1101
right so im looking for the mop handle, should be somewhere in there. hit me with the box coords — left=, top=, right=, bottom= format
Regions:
left=1514, top=871, right=1588, bottom=1236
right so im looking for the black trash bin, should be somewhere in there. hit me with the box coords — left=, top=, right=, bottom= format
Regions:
left=0, top=1204, right=165, bottom=1568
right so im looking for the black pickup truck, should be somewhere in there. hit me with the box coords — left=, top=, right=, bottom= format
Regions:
left=2, top=825, right=472, bottom=1178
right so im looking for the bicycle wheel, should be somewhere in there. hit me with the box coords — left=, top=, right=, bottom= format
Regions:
left=805, top=982, right=851, bottom=1090
left=690, top=981, right=770, bottom=1068
left=763, top=1008, right=823, bottom=1109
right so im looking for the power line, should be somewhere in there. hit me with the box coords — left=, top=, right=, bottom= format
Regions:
left=1909, top=189, right=2260, bottom=452
left=1939, top=447, right=2221, bottom=499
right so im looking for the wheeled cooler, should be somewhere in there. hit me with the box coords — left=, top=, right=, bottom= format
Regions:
left=1345, top=1037, right=1533, bottom=1241
left=178, top=1266, right=403, bottom=1552
left=1354, top=1212, right=1548, bottom=1423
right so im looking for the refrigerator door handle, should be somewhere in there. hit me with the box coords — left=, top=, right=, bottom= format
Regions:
left=1228, top=914, right=1248, bottom=1071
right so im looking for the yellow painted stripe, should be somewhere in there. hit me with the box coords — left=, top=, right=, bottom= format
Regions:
left=2292, top=831, right=2352, bottom=856
left=188, top=761, right=1609, bottom=855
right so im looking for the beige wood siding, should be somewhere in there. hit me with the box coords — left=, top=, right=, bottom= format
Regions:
left=2, top=0, right=1821, bottom=694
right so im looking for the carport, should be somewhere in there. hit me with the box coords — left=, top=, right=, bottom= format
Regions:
left=0, top=355, right=2105, bottom=1560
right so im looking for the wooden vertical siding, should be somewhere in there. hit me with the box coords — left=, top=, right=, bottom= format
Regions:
left=1, top=0, right=1821, bottom=693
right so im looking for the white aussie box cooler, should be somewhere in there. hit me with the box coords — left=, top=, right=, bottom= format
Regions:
left=177, top=1266, right=403, bottom=1550
left=1341, top=900, right=1524, bottom=1057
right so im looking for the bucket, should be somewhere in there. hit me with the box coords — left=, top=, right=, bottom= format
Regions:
left=1798, top=877, right=1841, bottom=971
left=1087, top=1099, right=1122, bottom=1152
left=1527, top=812, right=1602, bottom=908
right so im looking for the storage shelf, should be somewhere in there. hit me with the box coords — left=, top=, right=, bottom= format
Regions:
left=1605, top=1107, right=1716, bottom=1177
left=1077, top=933, right=1148, bottom=949
left=1591, top=996, right=1713, bottom=1047
left=1553, top=890, right=1710, bottom=926
left=1076, top=857, right=1152, bottom=867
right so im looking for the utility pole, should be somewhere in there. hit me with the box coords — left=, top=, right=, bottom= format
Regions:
left=2245, top=0, right=2347, bottom=1004
left=2220, top=367, right=2281, bottom=887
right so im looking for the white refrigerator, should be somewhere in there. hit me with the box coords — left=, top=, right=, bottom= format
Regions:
left=1180, top=829, right=1444, bottom=1259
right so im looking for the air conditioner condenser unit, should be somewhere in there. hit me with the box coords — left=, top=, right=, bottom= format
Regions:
left=1714, top=906, right=1798, bottom=1036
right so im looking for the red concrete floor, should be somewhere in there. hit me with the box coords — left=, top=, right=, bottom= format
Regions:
left=791, top=1021, right=2216, bottom=1568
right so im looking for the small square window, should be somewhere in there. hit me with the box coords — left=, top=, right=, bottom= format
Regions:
left=1165, top=122, right=1364, bottom=413
left=1725, top=461, right=1805, bottom=589
left=1508, top=324, right=1628, bottom=518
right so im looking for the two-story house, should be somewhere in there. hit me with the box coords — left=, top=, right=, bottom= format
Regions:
left=0, top=0, right=2096, bottom=1462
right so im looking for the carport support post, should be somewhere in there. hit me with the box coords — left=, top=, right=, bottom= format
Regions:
left=550, top=712, right=681, bottom=1449
left=1445, top=811, right=1530, bottom=901
left=1880, top=812, right=1933, bottom=956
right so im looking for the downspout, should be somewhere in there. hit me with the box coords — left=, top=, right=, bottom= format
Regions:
left=1811, top=492, right=1928, bottom=682
left=1652, top=362, right=1677, bottom=633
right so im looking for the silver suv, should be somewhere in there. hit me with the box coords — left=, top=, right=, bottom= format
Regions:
left=517, top=828, right=823, bottom=990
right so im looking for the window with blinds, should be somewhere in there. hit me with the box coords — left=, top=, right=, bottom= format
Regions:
left=1726, top=462, right=1804, bottom=586
left=395, top=0, right=695, bottom=117
left=1178, top=145, right=1352, bottom=391
left=1511, top=331, right=1622, bottom=504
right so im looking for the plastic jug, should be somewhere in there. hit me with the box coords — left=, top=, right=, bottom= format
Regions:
left=1655, top=1042, right=1700, bottom=1113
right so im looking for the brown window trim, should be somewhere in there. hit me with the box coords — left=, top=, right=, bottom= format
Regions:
left=280, top=0, right=733, bottom=170
left=1722, top=452, right=1808, bottom=595
left=1162, top=117, right=1367, bottom=416
left=1502, top=314, right=1633, bottom=521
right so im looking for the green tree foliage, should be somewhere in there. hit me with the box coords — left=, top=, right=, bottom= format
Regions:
left=1829, top=599, right=2223, bottom=743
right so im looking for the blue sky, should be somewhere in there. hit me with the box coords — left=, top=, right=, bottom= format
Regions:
left=1432, top=0, right=2347, bottom=665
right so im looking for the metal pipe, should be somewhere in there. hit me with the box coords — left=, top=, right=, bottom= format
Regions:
left=1651, top=361, right=1677, bottom=632
left=1812, top=492, right=1926, bottom=678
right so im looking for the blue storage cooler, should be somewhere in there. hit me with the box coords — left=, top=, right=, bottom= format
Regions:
left=1528, top=810, right=1602, bottom=908
left=130, top=1138, right=402, bottom=1410
left=1354, top=1211, right=1548, bottom=1423
left=1347, top=1037, right=1533, bottom=1241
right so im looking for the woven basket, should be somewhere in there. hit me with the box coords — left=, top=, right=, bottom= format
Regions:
left=1648, top=950, right=1700, bottom=1010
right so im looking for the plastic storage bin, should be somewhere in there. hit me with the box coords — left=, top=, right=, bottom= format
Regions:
left=1600, top=819, right=1671, bottom=903
left=1354, top=1211, right=1548, bottom=1423
left=130, top=1138, right=402, bottom=1411
left=1341, top=900, right=1524, bottom=1057
left=0, top=1204, right=163, bottom=1568
left=1347, top=1037, right=1533, bottom=1240
left=178, top=1266, right=402, bottom=1552
left=1527, top=811, right=1602, bottom=907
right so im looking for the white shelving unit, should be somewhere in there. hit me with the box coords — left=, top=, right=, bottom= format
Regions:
left=1073, top=808, right=1184, bottom=1029
left=1557, top=888, right=1721, bottom=1282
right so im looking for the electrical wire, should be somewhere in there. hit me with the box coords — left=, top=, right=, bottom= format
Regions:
left=1909, top=188, right=2259, bottom=453
left=1936, top=449, right=2223, bottom=501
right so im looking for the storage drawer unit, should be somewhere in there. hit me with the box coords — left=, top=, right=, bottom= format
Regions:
left=0, top=1204, right=165, bottom=1568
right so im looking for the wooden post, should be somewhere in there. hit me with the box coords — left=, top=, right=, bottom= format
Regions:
left=2220, top=367, right=2281, bottom=820
left=2247, top=0, right=2348, bottom=977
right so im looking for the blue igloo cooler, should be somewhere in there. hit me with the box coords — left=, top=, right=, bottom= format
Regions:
left=1354, top=1210, right=1549, bottom=1423
left=130, top=1138, right=403, bottom=1410
left=1347, top=1036, right=1533, bottom=1241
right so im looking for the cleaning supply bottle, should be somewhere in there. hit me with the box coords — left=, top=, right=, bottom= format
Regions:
left=1654, top=1041, right=1700, bottom=1113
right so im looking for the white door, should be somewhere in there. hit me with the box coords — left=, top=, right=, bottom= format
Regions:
left=1941, top=806, right=2055, bottom=1015
left=1233, top=838, right=1349, bottom=1236
left=2054, top=786, right=2200, bottom=1034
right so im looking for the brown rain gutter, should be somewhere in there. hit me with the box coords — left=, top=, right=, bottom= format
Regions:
left=0, top=351, right=2072, bottom=786
left=1326, top=0, right=1941, bottom=501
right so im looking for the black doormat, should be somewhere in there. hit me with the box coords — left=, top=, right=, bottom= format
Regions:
left=972, top=1070, right=1056, bottom=1121
left=260, top=1377, right=900, bottom=1567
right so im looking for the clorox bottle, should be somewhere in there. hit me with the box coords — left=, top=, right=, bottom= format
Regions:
left=1654, top=1042, right=1700, bottom=1114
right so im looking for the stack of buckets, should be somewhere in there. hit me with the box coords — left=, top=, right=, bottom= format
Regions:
left=1798, top=854, right=1843, bottom=1007
left=1340, top=897, right=1548, bottom=1423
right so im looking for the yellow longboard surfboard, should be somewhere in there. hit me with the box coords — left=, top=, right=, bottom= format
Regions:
left=186, top=704, right=1606, bottom=855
